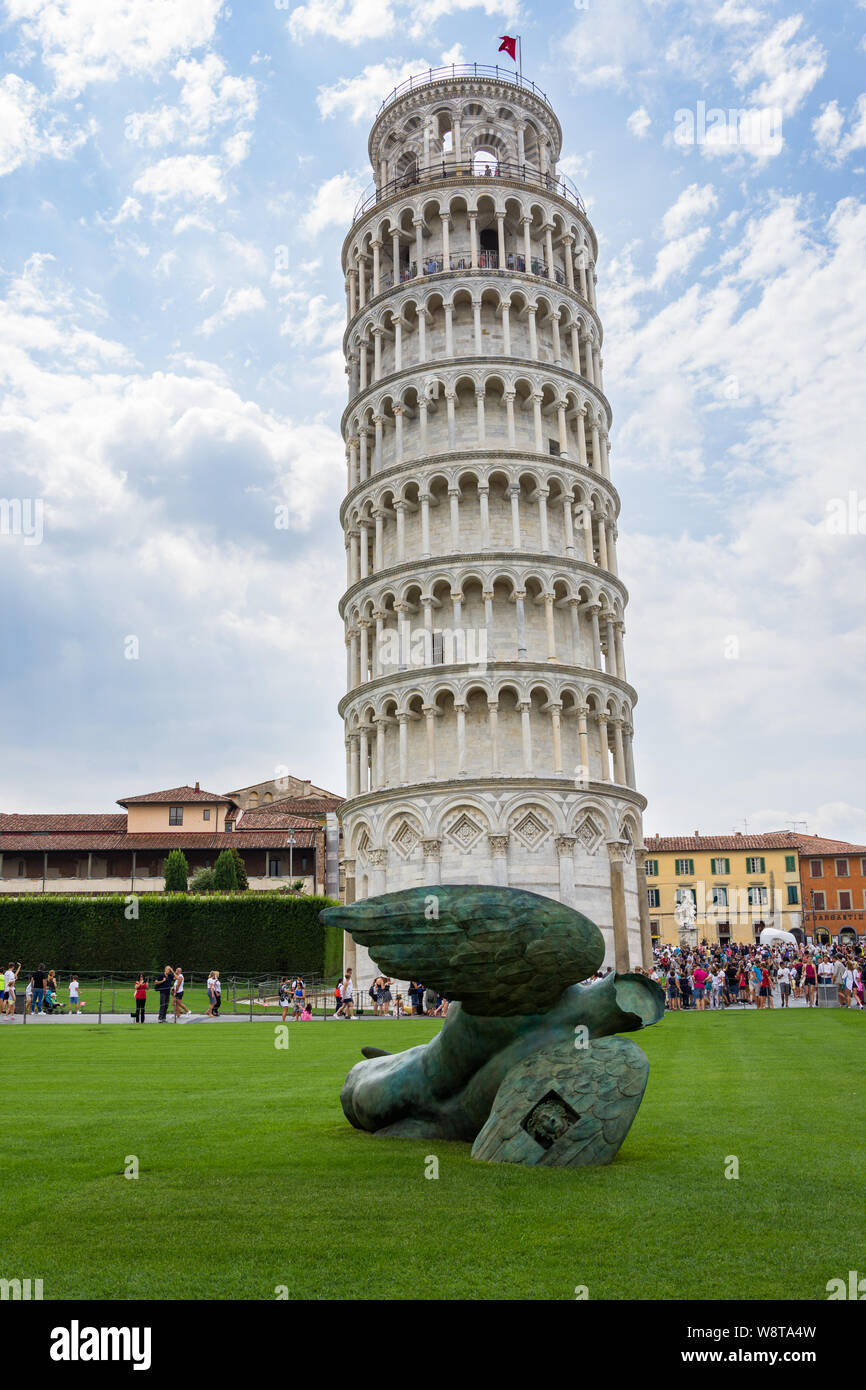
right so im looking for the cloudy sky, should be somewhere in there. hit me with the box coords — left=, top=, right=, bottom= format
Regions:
left=1, top=0, right=864, bottom=840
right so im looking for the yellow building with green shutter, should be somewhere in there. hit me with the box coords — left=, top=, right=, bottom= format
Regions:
left=641, top=832, right=803, bottom=946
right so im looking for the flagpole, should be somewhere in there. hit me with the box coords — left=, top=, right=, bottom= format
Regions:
left=518, top=35, right=523, bottom=84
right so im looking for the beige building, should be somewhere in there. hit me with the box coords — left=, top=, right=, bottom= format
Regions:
left=0, top=779, right=336, bottom=895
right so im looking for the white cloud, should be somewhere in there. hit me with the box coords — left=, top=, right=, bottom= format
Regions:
left=124, top=53, right=257, bottom=149
left=661, top=183, right=718, bottom=240
left=812, top=95, right=866, bottom=165
left=713, top=0, right=764, bottom=24
left=732, top=15, right=825, bottom=118
left=302, top=171, right=366, bottom=237
left=133, top=154, right=226, bottom=206
left=627, top=106, right=651, bottom=139
left=197, top=285, right=267, bottom=335
left=602, top=195, right=866, bottom=834
left=0, top=73, right=91, bottom=175
left=316, top=58, right=428, bottom=124
left=7, top=0, right=225, bottom=96
left=289, top=0, right=519, bottom=47
left=651, top=226, right=711, bottom=287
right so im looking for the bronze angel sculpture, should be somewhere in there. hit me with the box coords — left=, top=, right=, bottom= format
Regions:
left=321, top=885, right=664, bottom=1168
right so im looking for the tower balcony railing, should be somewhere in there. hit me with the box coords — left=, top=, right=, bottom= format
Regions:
left=375, top=63, right=551, bottom=115
left=352, top=158, right=585, bottom=225
left=379, top=249, right=566, bottom=290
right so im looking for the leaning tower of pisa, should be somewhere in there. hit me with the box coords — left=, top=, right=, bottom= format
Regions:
left=337, top=63, right=652, bottom=977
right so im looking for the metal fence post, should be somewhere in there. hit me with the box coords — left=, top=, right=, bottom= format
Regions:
left=249, top=979, right=253, bottom=1022
left=98, top=977, right=103, bottom=1024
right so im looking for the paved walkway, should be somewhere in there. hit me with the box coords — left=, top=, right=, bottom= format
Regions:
left=1, top=1011, right=422, bottom=1026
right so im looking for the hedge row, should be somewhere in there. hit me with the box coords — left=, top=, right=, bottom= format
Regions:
left=0, top=894, right=344, bottom=977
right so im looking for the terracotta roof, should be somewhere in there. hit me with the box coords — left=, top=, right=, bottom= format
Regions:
left=0, top=831, right=316, bottom=853
left=122, top=832, right=316, bottom=850
left=118, top=786, right=236, bottom=806
left=236, top=809, right=324, bottom=830
left=644, top=831, right=800, bottom=853
left=791, top=834, right=866, bottom=855
left=0, top=834, right=125, bottom=853
left=0, top=814, right=127, bottom=833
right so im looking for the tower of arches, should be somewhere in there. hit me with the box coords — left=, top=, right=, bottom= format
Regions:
left=338, top=66, right=652, bottom=977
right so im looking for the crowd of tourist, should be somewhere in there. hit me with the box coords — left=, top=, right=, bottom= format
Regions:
left=636, top=940, right=865, bottom=1011
left=2, top=962, right=84, bottom=1017
left=7, top=940, right=864, bottom=1022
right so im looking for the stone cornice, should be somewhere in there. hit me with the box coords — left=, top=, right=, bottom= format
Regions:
left=338, top=774, right=647, bottom=817
left=343, top=268, right=602, bottom=348
left=339, top=448, right=620, bottom=525
left=342, top=354, right=612, bottom=436
left=339, top=550, right=630, bottom=616
left=337, top=658, right=638, bottom=718
left=344, top=175, right=595, bottom=268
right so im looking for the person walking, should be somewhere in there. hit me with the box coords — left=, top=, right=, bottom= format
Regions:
left=292, top=976, right=305, bottom=1019
left=205, top=971, right=216, bottom=1016
left=777, top=963, right=792, bottom=1008
left=211, top=972, right=222, bottom=1017
left=3, top=961, right=21, bottom=1017
left=369, top=976, right=382, bottom=1016
left=802, top=956, right=818, bottom=1007
left=378, top=975, right=392, bottom=1017
left=68, top=975, right=81, bottom=1014
left=335, top=969, right=355, bottom=1019
left=842, top=962, right=859, bottom=1009
left=30, top=963, right=47, bottom=1015
left=133, top=974, right=148, bottom=1023
left=153, top=965, right=174, bottom=1023
left=279, top=977, right=291, bottom=1022
left=172, top=966, right=189, bottom=1020
left=692, top=962, right=709, bottom=1011
left=3, top=962, right=21, bottom=1017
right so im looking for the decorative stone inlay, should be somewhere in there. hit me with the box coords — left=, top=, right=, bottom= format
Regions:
left=391, top=820, right=420, bottom=858
left=447, top=811, right=485, bottom=851
left=511, top=808, right=552, bottom=851
left=574, top=813, right=603, bottom=855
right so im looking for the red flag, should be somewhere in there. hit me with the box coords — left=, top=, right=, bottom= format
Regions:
left=498, top=35, right=517, bottom=61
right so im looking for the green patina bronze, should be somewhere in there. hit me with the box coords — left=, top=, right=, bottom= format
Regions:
left=320, top=884, right=664, bottom=1168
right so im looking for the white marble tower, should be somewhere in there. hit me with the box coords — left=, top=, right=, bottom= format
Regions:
left=337, top=64, right=651, bottom=978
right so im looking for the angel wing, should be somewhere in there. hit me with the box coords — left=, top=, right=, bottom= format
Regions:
left=470, top=1035, right=649, bottom=1166
left=320, top=884, right=605, bottom=1016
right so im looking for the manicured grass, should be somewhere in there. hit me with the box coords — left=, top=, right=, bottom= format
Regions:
left=2, top=1010, right=863, bottom=1300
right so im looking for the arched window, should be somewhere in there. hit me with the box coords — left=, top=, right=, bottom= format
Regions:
left=473, top=147, right=499, bottom=176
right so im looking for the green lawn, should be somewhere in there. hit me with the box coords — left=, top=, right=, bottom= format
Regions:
left=2, top=1009, right=863, bottom=1300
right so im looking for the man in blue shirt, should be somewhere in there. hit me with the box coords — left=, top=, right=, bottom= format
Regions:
left=153, top=966, right=174, bottom=1022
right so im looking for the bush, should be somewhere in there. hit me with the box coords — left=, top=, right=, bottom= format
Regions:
left=189, top=868, right=217, bottom=894
left=0, top=893, right=342, bottom=975
left=163, top=850, right=188, bottom=893
left=213, top=850, right=238, bottom=892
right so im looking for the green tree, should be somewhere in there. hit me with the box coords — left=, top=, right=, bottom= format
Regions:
left=189, top=867, right=217, bottom=894
left=228, top=848, right=249, bottom=891
left=163, top=849, right=189, bottom=893
left=213, top=849, right=239, bottom=892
